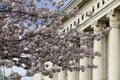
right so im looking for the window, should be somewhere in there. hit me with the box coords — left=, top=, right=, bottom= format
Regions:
left=82, top=15, right=84, bottom=20
left=67, top=27, right=69, bottom=31
left=102, top=0, right=105, bottom=5
left=74, top=21, right=76, bottom=26
left=92, top=6, right=95, bottom=12
left=78, top=18, right=80, bottom=23
left=97, top=2, right=100, bottom=8
left=86, top=12, right=88, bottom=17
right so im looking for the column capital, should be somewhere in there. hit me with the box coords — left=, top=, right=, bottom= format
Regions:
left=91, top=21, right=106, bottom=32
left=106, top=9, right=120, bottom=22
left=106, top=9, right=115, bottom=18
left=107, top=10, right=120, bottom=28
left=91, top=20, right=98, bottom=28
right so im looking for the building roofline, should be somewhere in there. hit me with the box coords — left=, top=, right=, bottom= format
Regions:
left=61, top=0, right=74, bottom=12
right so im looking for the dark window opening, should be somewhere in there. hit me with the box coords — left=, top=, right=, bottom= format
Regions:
left=92, top=6, right=95, bottom=12
left=102, top=0, right=105, bottom=5
left=67, top=27, right=69, bottom=31
left=78, top=18, right=80, bottom=23
left=82, top=15, right=84, bottom=20
left=97, top=2, right=100, bottom=8
left=74, top=21, right=76, bottom=26
left=86, top=12, right=88, bottom=17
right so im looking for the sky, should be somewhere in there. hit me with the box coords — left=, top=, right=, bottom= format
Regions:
left=35, top=0, right=72, bottom=9
left=1, top=66, right=34, bottom=80
left=1, top=0, right=72, bottom=80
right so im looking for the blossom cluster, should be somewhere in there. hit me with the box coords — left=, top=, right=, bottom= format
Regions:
left=0, top=0, right=111, bottom=79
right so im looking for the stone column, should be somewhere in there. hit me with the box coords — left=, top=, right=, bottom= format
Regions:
left=67, top=61, right=77, bottom=80
left=92, top=21, right=104, bottom=80
left=88, top=58, right=92, bottom=80
left=103, top=35, right=108, bottom=80
left=52, top=65, right=58, bottom=80
left=34, top=73, right=42, bottom=80
left=67, top=70, right=76, bottom=80
left=79, top=58, right=89, bottom=80
left=58, top=69, right=66, bottom=80
left=107, top=10, right=120, bottom=80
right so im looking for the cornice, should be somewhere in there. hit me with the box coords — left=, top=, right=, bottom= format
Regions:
left=61, top=0, right=91, bottom=24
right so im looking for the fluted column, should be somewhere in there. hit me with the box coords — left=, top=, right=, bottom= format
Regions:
left=58, top=69, right=66, bottom=80
left=52, top=65, right=58, bottom=80
left=107, top=11, right=120, bottom=80
left=67, top=62, right=78, bottom=80
left=34, top=73, right=42, bottom=80
left=67, top=70, right=76, bottom=80
left=92, top=21, right=104, bottom=80
left=79, top=58, right=89, bottom=80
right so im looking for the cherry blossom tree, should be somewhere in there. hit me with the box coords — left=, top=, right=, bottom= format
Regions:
left=0, top=0, right=111, bottom=80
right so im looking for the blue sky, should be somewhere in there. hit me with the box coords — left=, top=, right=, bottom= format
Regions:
left=2, top=0, right=72, bottom=80
left=34, top=0, right=71, bottom=10
left=1, top=66, right=34, bottom=80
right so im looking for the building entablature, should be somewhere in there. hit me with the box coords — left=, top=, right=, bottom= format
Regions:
left=62, top=0, right=120, bottom=32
